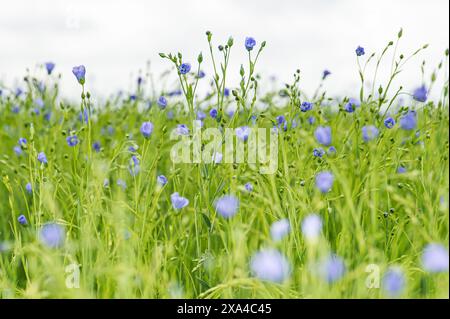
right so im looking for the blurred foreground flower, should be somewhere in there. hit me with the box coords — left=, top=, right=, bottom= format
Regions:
left=315, top=171, right=334, bottom=193
left=251, top=248, right=290, bottom=283
left=422, top=243, right=449, bottom=273
left=215, top=195, right=239, bottom=219
left=301, top=213, right=322, bottom=242
left=399, top=111, right=417, bottom=130
left=413, top=85, right=427, bottom=102
left=315, top=126, right=332, bottom=146
left=319, top=254, right=346, bottom=283
left=382, top=267, right=406, bottom=297
left=362, top=125, right=379, bottom=142
left=39, top=223, right=65, bottom=248
left=270, top=219, right=290, bottom=241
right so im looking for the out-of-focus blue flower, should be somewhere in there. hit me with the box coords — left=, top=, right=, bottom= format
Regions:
left=308, top=116, right=315, bottom=125
left=45, top=62, right=55, bottom=75
left=319, top=254, right=346, bottom=283
left=250, top=248, right=290, bottom=283
left=18, top=214, right=28, bottom=226
left=19, top=138, right=27, bottom=147
left=157, top=175, right=168, bottom=186
left=72, top=65, right=86, bottom=84
left=37, top=152, right=48, bottom=164
left=399, top=111, right=417, bottom=130
left=382, top=267, right=406, bottom=297
left=315, top=126, right=332, bottom=146
left=215, top=195, right=239, bottom=219
left=140, top=121, right=154, bottom=138
left=210, top=108, right=218, bottom=118
left=25, top=182, right=32, bottom=194
left=179, top=63, right=191, bottom=75
left=236, top=126, right=250, bottom=142
left=66, top=135, right=79, bottom=147
left=302, top=213, right=323, bottom=242
left=413, top=85, right=428, bottom=102
left=384, top=117, right=396, bottom=129
left=300, top=101, right=313, bottom=112
left=37, top=81, right=46, bottom=93
left=15, top=87, right=23, bottom=97
left=93, top=141, right=101, bottom=152
left=276, top=115, right=285, bottom=125
left=212, top=152, right=223, bottom=164
left=197, top=111, right=206, bottom=120
left=78, top=109, right=88, bottom=123
left=128, top=155, right=140, bottom=176
left=129, top=146, right=137, bottom=153
left=316, top=171, right=334, bottom=193
left=14, top=146, right=22, bottom=156
left=244, top=182, right=253, bottom=192
left=362, top=125, right=379, bottom=142
left=245, top=37, right=256, bottom=51
left=39, top=223, right=65, bottom=248
left=168, top=90, right=182, bottom=97
left=117, top=179, right=127, bottom=190
left=291, top=119, right=298, bottom=129
left=43, top=112, right=51, bottom=121
left=328, top=146, right=337, bottom=154
left=322, top=69, right=331, bottom=80
left=12, top=105, right=20, bottom=113
left=35, top=98, right=45, bottom=108
left=270, top=218, right=290, bottom=241
left=356, top=46, right=365, bottom=56
left=422, top=243, right=449, bottom=273
left=171, top=192, right=189, bottom=209
left=313, top=148, right=325, bottom=158
left=158, top=96, right=167, bottom=108
left=344, top=98, right=360, bottom=113
left=129, top=94, right=137, bottom=101
left=198, top=70, right=206, bottom=78
left=224, top=88, right=230, bottom=97
left=176, top=124, right=190, bottom=136
left=397, top=166, right=407, bottom=174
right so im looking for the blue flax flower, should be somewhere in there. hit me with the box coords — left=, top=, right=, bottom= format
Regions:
left=355, top=46, right=365, bottom=56
left=251, top=248, right=290, bottom=283
left=245, top=37, right=256, bottom=51
left=316, top=171, right=334, bottom=193
left=140, top=121, right=154, bottom=138
left=72, top=65, right=86, bottom=84
left=171, top=192, right=189, bottom=209
left=314, top=126, right=332, bottom=146
left=215, top=195, right=239, bottom=219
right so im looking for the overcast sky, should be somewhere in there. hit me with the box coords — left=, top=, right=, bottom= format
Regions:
left=0, top=0, right=449, bottom=102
